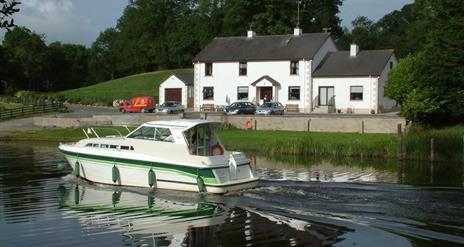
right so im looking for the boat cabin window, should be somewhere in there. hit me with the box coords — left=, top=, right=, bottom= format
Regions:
left=184, top=124, right=220, bottom=156
left=92, top=144, right=99, bottom=147
left=85, top=143, right=93, bottom=147
left=110, top=145, right=118, bottom=149
left=127, top=126, right=156, bottom=140
left=154, top=127, right=173, bottom=142
left=100, top=144, right=109, bottom=148
left=128, top=126, right=173, bottom=142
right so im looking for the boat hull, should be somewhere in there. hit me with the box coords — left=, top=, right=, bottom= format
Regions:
left=61, top=149, right=258, bottom=194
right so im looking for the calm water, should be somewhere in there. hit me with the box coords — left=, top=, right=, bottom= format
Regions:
left=0, top=142, right=463, bottom=247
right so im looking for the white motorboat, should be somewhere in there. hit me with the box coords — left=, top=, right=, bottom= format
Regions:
left=58, top=119, right=258, bottom=194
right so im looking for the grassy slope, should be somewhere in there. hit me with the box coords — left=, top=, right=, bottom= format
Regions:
left=56, top=68, right=192, bottom=102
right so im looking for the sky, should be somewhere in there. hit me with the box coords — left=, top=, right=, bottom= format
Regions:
left=0, top=0, right=414, bottom=47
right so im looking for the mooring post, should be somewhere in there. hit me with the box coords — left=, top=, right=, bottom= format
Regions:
left=397, top=123, right=403, bottom=160
left=307, top=119, right=311, bottom=132
left=361, top=120, right=365, bottom=134
left=254, top=119, right=257, bottom=130
left=430, top=138, right=435, bottom=162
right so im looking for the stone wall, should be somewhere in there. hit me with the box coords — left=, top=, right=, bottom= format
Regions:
left=202, top=113, right=405, bottom=134
left=33, top=113, right=405, bottom=134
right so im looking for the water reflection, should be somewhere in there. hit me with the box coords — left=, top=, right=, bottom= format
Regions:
left=1, top=142, right=463, bottom=247
left=57, top=182, right=348, bottom=246
left=250, top=155, right=464, bottom=187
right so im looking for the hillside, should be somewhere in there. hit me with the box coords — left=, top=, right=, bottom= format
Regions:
left=56, top=68, right=192, bottom=104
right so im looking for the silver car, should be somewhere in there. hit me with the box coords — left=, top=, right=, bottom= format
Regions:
left=155, top=101, right=184, bottom=114
left=255, top=102, right=285, bottom=115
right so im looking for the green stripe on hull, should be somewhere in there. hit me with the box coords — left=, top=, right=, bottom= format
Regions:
left=62, top=150, right=218, bottom=184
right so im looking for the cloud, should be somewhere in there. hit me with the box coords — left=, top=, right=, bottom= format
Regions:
left=1, top=0, right=98, bottom=46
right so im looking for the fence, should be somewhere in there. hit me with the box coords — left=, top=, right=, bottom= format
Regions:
left=0, top=102, right=66, bottom=121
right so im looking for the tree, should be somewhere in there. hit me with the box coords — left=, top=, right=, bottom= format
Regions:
left=346, top=16, right=379, bottom=49
left=2, top=27, right=47, bottom=91
left=0, top=0, right=20, bottom=30
left=385, top=1, right=464, bottom=124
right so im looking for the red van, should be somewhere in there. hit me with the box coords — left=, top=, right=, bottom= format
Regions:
left=119, top=96, right=155, bottom=113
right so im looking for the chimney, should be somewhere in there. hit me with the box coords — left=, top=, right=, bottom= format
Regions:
left=293, top=27, right=302, bottom=36
left=350, top=44, right=359, bottom=57
left=247, top=30, right=256, bottom=39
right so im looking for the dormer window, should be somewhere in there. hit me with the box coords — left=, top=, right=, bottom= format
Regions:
left=205, top=63, right=212, bottom=76
left=290, top=61, right=299, bottom=75
left=239, top=62, right=247, bottom=76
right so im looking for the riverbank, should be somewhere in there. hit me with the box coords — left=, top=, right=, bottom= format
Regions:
left=1, top=126, right=463, bottom=162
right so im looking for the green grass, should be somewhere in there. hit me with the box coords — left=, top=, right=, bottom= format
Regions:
left=2, top=125, right=463, bottom=163
left=404, top=125, right=464, bottom=162
left=0, top=102, right=24, bottom=110
left=2, top=126, right=134, bottom=142
left=42, top=68, right=192, bottom=105
left=217, top=130, right=398, bottom=158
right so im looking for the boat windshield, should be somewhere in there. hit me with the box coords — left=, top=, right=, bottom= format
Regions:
left=127, top=126, right=174, bottom=142
left=184, top=124, right=221, bottom=156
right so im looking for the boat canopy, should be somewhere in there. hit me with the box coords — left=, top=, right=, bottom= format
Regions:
left=143, top=119, right=223, bottom=131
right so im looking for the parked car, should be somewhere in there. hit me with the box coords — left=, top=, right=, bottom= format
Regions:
left=255, top=102, right=285, bottom=115
left=156, top=101, right=184, bottom=114
left=224, top=101, right=257, bottom=115
left=119, top=96, right=155, bottom=113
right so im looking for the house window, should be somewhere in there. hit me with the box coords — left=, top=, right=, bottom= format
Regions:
left=239, top=62, right=247, bottom=76
left=237, top=86, right=249, bottom=100
left=290, top=61, right=299, bottom=75
left=288, top=86, right=300, bottom=100
left=350, top=86, right=363, bottom=101
left=205, top=63, right=212, bottom=76
left=203, top=87, right=214, bottom=100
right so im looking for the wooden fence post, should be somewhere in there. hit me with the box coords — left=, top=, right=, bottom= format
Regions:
left=430, top=138, right=435, bottom=162
left=397, top=123, right=403, bottom=160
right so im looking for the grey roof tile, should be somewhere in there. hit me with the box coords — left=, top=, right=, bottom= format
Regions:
left=313, top=50, right=394, bottom=77
left=172, top=72, right=194, bottom=86
left=193, top=33, right=330, bottom=62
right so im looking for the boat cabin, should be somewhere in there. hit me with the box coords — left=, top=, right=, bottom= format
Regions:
left=126, top=120, right=224, bottom=157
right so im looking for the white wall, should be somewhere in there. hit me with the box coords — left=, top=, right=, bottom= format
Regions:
left=196, top=60, right=307, bottom=109
left=312, top=38, right=338, bottom=71
left=378, top=54, right=398, bottom=111
left=313, top=77, right=377, bottom=113
left=159, top=75, right=188, bottom=107
left=193, top=37, right=340, bottom=112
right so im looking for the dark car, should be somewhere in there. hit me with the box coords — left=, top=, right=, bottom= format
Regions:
left=255, top=102, right=285, bottom=115
left=155, top=101, right=184, bottom=114
left=224, top=101, right=257, bottom=115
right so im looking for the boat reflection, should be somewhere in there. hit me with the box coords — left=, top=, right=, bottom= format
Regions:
left=57, top=182, right=348, bottom=246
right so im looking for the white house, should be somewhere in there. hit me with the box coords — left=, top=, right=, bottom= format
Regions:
left=191, top=28, right=397, bottom=113
left=159, top=73, right=194, bottom=108
left=312, top=45, right=397, bottom=113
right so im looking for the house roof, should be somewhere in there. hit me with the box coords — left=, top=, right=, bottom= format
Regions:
left=172, top=72, right=193, bottom=86
left=250, top=75, right=281, bottom=87
left=313, top=50, right=394, bottom=77
left=193, top=33, right=331, bottom=62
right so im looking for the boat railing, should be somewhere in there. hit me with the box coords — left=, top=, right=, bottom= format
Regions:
left=82, top=126, right=132, bottom=139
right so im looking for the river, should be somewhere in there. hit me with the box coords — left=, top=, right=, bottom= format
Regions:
left=0, top=142, right=463, bottom=246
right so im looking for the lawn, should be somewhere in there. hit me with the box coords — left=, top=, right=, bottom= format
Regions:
left=2, top=126, right=463, bottom=162
left=52, top=68, right=192, bottom=105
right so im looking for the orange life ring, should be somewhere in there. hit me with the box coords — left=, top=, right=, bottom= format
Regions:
left=210, top=143, right=224, bottom=155
left=245, top=119, right=253, bottom=129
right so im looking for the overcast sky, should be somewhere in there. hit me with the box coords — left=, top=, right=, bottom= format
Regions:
left=0, top=0, right=414, bottom=47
